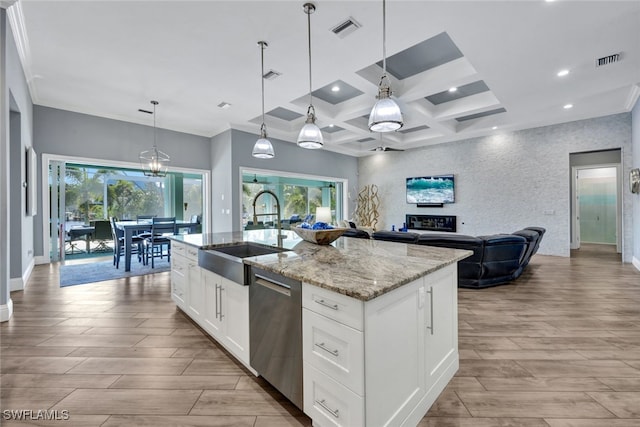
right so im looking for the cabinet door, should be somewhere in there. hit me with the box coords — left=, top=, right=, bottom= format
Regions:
left=221, top=277, right=250, bottom=365
left=187, top=261, right=203, bottom=321
left=202, top=270, right=223, bottom=338
left=364, top=278, right=425, bottom=426
left=425, top=264, right=458, bottom=387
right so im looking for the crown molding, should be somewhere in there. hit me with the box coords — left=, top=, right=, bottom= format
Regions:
left=625, top=84, right=640, bottom=111
left=0, top=1, right=18, bottom=9
left=6, top=1, right=38, bottom=101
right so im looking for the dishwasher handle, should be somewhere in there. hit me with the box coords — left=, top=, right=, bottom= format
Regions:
left=254, top=274, right=291, bottom=297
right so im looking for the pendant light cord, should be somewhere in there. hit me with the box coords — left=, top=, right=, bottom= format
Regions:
left=152, top=101, right=158, bottom=149
left=306, top=5, right=314, bottom=110
left=260, top=42, right=266, bottom=128
left=382, top=0, right=387, bottom=75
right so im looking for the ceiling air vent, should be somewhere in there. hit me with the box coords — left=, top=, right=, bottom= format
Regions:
left=138, top=108, right=153, bottom=114
left=596, top=53, right=621, bottom=67
left=263, top=69, right=281, bottom=80
left=331, top=17, right=361, bottom=38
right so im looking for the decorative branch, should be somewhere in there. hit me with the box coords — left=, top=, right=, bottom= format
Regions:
left=354, top=184, right=380, bottom=230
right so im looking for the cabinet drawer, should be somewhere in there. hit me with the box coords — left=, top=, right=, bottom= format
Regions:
left=171, top=253, right=187, bottom=276
left=303, top=308, right=364, bottom=395
left=304, top=363, right=364, bottom=427
left=185, top=245, right=199, bottom=261
left=172, top=241, right=186, bottom=256
left=302, top=284, right=363, bottom=331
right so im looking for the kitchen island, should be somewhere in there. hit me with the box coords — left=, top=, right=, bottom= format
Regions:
left=170, top=229, right=471, bottom=427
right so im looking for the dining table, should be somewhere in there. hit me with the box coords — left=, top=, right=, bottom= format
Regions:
left=115, top=220, right=198, bottom=272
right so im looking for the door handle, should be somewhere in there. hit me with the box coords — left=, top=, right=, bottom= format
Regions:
left=426, top=286, right=434, bottom=335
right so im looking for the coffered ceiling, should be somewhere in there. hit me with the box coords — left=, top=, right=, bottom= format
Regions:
left=8, top=0, right=640, bottom=156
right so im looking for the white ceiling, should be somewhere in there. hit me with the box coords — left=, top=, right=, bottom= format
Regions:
left=9, top=0, right=640, bottom=157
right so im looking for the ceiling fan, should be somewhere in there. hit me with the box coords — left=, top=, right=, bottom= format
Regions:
left=370, top=134, right=404, bottom=152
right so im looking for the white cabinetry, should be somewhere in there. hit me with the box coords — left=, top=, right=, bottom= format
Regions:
left=171, top=241, right=251, bottom=371
left=186, top=246, right=203, bottom=322
left=201, top=269, right=251, bottom=367
left=170, top=242, right=189, bottom=310
left=302, top=263, right=458, bottom=427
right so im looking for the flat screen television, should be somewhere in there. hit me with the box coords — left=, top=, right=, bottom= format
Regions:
left=406, top=175, right=455, bottom=204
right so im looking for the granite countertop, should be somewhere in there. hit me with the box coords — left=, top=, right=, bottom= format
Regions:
left=170, top=230, right=471, bottom=301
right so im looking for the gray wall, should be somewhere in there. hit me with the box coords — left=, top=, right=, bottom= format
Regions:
left=5, top=9, right=34, bottom=292
left=359, top=113, right=633, bottom=261
left=222, top=129, right=359, bottom=231
left=210, top=130, right=233, bottom=232
left=633, top=98, right=640, bottom=268
left=32, top=106, right=211, bottom=256
left=1, top=7, right=10, bottom=312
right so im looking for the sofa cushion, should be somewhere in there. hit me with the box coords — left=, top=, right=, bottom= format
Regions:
left=479, top=234, right=527, bottom=284
left=524, top=227, right=546, bottom=255
left=372, top=230, right=419, bottom=243
left=416, top=234, right=484, bottom=286
left=512, top=229, right=540, bottom=268
left=342, top=229, right=371, bottom=239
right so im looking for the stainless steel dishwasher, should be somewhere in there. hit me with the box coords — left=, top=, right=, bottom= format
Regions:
left=249, top=266, right=303, bottom=410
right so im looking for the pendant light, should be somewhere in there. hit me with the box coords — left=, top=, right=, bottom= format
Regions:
left=139, top=100, right=170, bottom=177
left=368, top=0, right=404, bottom=132
left=252, top=41, right=275, bottom=159
left=297, top=2, right=323, bottom=149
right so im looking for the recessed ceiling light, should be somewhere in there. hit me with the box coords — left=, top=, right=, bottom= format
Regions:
left=563, top=103, right=573, bottom=109
left=217, top=102, right=232, bottom=109
left=557, top=69, right=570, bottom=77
left=331, top=85, right=340, bottom=92
left=492, top=126, right=498, bottom=130
left=448, top=87, right=457, bottom=93
left=329, top=124, right=335, bottom=127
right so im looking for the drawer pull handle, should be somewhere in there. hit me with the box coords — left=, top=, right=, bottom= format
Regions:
left=316, top=399, right=339, bottom=418
left=315, top=299, right=338, bottom=310
left=315, top=342, right=339, bottom=357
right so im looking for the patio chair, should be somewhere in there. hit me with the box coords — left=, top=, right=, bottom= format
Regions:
left=91, top=220, right=113, bottom=252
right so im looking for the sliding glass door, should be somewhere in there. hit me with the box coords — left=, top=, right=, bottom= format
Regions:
left=47, top=159, right=206, bottom=262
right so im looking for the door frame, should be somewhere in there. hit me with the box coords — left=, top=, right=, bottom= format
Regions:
left=570, top=163, right=622, bottom=253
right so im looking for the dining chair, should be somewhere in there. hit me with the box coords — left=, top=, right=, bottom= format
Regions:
left=136, top=215, right=155, bottom=239
left=110, top=217, right=143, bottom=269
left=143, top=217, right=176, bottom=268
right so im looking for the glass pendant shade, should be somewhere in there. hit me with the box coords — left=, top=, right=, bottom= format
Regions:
left=297, top=108, right=323, bottom=149
left=139, top=100, right=170, bottom=177
left=368, top=92, right=404, bottom=132
left=252, top=124, right=275, bottom=159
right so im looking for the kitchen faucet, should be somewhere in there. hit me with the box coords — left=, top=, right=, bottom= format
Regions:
left=252, top=189, right=285, bottom=247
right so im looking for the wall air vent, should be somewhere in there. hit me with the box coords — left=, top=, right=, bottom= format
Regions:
left=263, top=69, right=281, bottom=80
left=331, top=17, right=361, bottom=38
left=596, top=53, right=621, bottom=67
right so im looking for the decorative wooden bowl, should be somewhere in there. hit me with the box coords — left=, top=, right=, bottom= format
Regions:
left=292, top=227, right=348, bottom=245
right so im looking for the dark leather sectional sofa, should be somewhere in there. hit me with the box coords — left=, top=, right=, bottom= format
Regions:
left=359, top=227, right=545, bottom=289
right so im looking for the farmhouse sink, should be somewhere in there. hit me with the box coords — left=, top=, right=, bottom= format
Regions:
left=198, top=242, right=289, bottom=285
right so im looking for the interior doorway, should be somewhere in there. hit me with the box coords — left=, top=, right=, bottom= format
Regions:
left=570, top=161, right=622, bottom=258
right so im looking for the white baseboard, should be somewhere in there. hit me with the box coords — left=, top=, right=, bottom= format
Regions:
left=35, top=255, right=49, bottom=265
left=633, top=256, right=640, bottom=273
left=0, top=298, right=13, bottom=322
left=9, top=258, right=35, bottom=292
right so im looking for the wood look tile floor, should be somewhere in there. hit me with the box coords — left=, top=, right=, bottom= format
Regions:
left=1, top=243, right=639, bottom=426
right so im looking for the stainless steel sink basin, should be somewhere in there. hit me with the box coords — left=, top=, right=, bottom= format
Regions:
left=198, top=242, right=289, bottom=285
